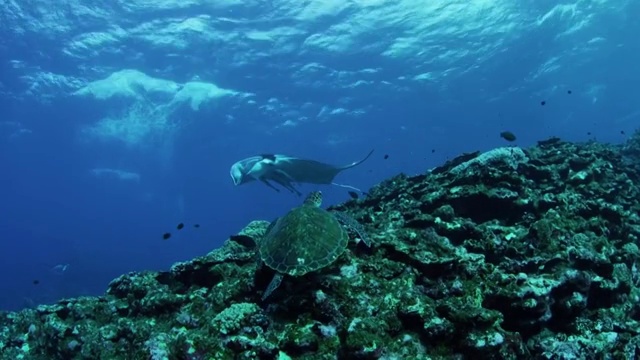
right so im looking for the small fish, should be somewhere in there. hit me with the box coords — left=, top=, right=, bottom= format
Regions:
left=383, top=154, right=389, bottom=160
left=500, top=131, right=517, bottom=142
left=32, top=280, right=40, bottom=285
left=540, top=100, right=546, bottom=106
left=51, top=264, right=69, bottom=275
left=163, top=232, right=171, bottom=240
left=177, top=223, right=184, bottom=230
left=194, top=224, right=200, bottom=228
left=567, top=90, right=572, bottom=94
left=348, top=191, right=359, bottom=199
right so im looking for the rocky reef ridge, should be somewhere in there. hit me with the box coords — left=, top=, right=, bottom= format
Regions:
left=3, top=136, right=640, bottom=359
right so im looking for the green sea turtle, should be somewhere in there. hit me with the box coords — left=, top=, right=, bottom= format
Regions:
left=259, top=191, right=371, bottom=300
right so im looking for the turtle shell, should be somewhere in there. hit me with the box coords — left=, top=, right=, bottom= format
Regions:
left=259, top=204, right=348, bottom=276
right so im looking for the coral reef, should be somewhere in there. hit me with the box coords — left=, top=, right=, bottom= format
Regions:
left=3, top=135, right=640, bottom=359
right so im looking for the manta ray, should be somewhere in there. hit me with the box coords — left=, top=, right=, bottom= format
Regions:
left=230, top=150, right=374, bottom=196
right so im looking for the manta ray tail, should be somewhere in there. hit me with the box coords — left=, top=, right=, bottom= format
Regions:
left=331, top=182, right=365, bottom=193
left=329, top=149, right=374, bottom=193
left=339, top=149, right=374, bottom=170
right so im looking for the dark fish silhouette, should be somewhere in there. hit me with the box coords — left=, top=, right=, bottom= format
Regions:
left=500, top=131, right=517, bottom=142
left=162, top=223, right=201, bottom=240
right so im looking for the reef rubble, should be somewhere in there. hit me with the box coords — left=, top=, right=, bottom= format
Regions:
left=3, top=136, right=640, bottom=359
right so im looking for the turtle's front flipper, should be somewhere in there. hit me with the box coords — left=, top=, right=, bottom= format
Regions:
left=262, top=273, right=283, bottom=301
left=333, top=211, right=372, bottom=247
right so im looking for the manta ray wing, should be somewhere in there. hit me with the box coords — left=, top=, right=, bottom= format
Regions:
left=269, top=156, right=342, bottom=184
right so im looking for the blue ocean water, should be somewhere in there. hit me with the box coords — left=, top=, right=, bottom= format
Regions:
left=0, top=1, right=638, bottom=311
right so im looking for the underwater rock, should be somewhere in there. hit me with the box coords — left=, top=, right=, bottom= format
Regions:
left=3, top=138, right=640, bottom=359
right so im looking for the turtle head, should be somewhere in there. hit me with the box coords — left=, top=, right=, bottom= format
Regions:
left=304, top=191, right=323, bottom=207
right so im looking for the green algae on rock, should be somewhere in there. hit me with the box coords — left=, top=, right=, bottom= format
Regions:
left=3, top=136, right=640, bottom=359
